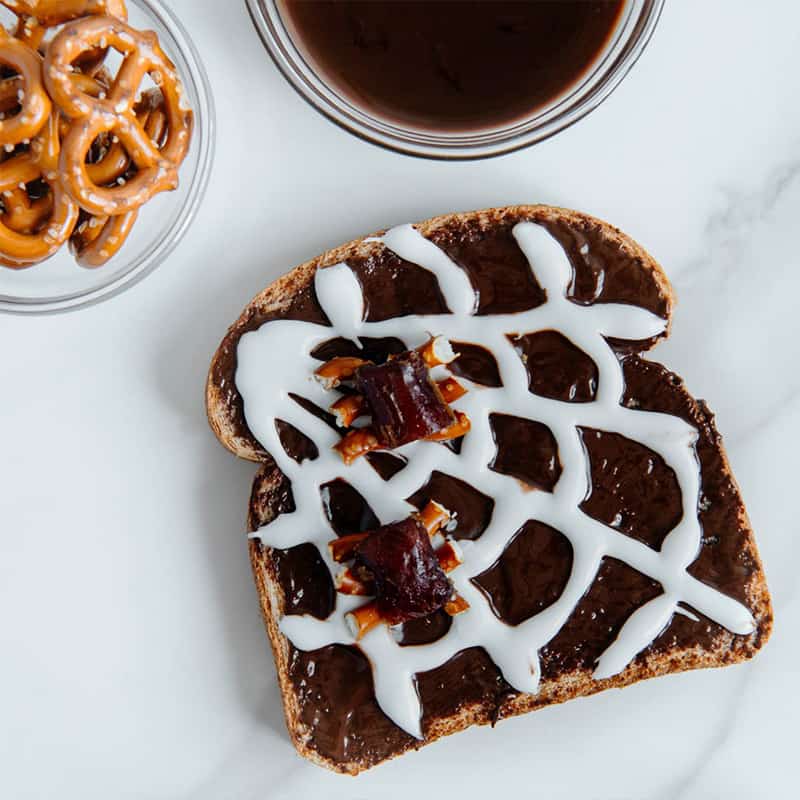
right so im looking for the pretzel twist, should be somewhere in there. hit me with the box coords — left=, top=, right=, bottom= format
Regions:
left=89, top=84, right=166, bottom=187
left=11, top=15, right=46, bottom=52
left=1, top=1, right=127, bottom=28
left=0, top=27, right=51, bottom=147
left=71, top=89, right=167, bottom=267
left=0, top=4, right=192, bottom=269
left=4, top=2, right=128, bottom=78
left=70, top=207, right=136, bottom=267
left=28, top=73, right=104, bottom=174
left=33, top=70, right=128, bottom=186
left=0, top=93, right=78, bottom=267
left=0, top=173, right=77, bottom=266
left=44, top=16, right=193, bottom=217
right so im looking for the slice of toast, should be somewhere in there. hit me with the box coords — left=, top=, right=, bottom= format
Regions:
left=206, top=205, right=772, bottom=774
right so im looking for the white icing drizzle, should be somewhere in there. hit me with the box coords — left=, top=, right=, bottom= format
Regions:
left=236, top=222, right=756, bottom=739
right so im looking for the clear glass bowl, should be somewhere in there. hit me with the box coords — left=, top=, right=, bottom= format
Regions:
left=0, top=0, right=215, bottom=315
left=246, top=0, right=664, bottom=160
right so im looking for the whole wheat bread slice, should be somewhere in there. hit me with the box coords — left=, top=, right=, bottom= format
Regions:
left=206, top=205, right=772, bottom=774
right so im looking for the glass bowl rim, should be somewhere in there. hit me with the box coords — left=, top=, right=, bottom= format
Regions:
left=0, top=0, right=216, bottom=316
left=246, top=0, right=665, bottom=161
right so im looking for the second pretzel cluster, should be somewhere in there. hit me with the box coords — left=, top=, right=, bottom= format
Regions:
left=0, top=1, right=193, bottom=269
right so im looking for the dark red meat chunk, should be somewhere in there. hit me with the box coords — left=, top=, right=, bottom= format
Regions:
left=354, top=517, right=452, bottom=624
left=355, top=351, right=454, bottom=448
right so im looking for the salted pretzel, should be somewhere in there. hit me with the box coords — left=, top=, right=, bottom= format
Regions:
left=44, top=16, right=193, bottom=217
left=4, top=1, right=128, bottom=78
left=0, top=75, right=105, bottom=261
left=1, top=1, right=127, bottom=28
left=0, top=164, right=78, bottom=266
left=41, top=69, right=134, bottom=188
left=69, top=207, right=135, bottom=267
left=0, top=100, right=52, bottom=237
left=0, top=27, right=51, bottom=148
left=71, top=88, right=168, bottom=267
left=87, top=85, right=166, bottom=187
left=0, top=86, right=81, bottom=267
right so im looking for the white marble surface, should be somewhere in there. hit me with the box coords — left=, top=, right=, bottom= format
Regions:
left=1, top=1, right=796, bottom=797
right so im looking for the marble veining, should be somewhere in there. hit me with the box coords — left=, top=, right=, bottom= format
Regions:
left=0, top=0, right=794, bottom=798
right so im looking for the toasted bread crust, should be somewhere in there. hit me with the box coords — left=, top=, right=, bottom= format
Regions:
left=207, top=206, right=771, bottom=775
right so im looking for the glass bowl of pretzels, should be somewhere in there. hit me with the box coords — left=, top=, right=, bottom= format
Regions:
left=0, top=0, right=214, bottom=314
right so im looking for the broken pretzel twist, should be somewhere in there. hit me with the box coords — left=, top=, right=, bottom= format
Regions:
left=315, top=336, right=471, bottom=464
left=329, top=501, right=470, bottom=640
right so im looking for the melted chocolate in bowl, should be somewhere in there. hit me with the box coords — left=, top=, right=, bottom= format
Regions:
left=278, top=0, right=625, bottom=132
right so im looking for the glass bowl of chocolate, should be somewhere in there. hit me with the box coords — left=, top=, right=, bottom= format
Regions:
left=247, top=0, right=664, bottom=159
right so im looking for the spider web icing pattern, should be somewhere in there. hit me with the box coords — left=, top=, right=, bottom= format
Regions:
left=236, top=222, right=756, bottom=739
